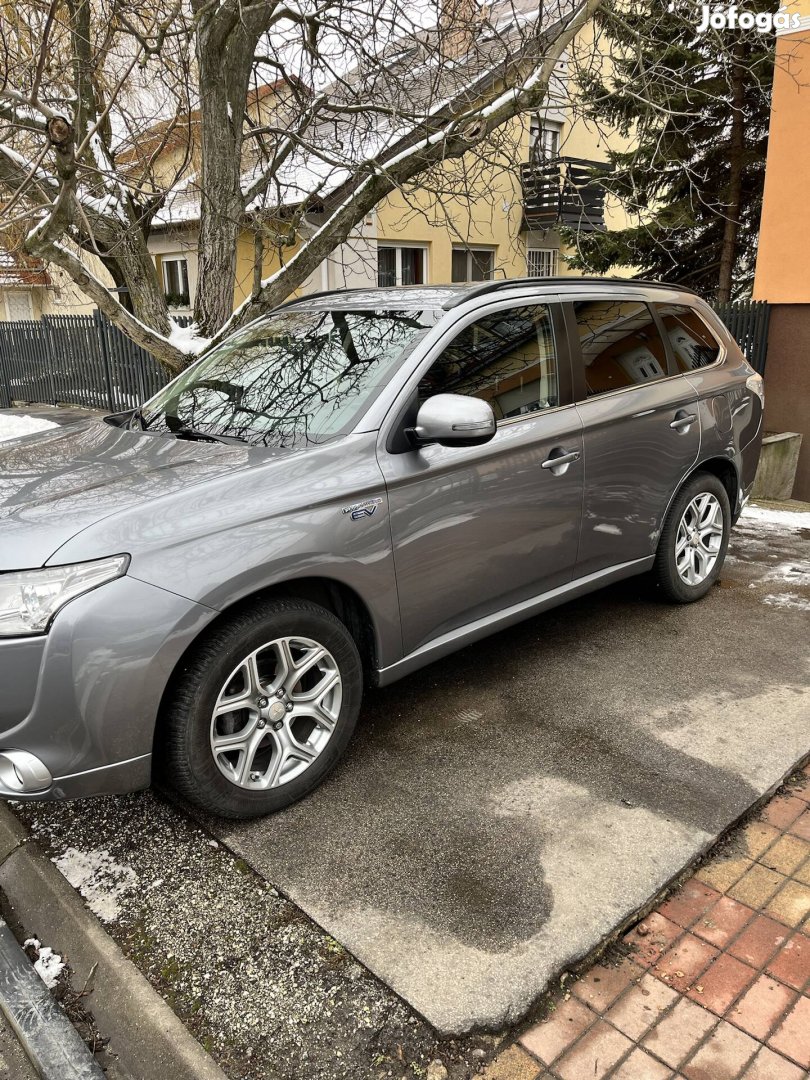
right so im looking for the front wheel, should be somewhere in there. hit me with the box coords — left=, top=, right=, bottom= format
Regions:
left=161, top=599, right=363, bottom=818
left=653, top=472, right=731, bottom=603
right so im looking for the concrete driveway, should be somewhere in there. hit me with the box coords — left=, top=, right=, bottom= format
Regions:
left=214, top=505, right=810, bottom=1034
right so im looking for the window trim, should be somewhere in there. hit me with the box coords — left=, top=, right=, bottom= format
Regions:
left=450, top=245, right=496, bottom=284
left=382, top=294, right=575, bottom=453
left=376, top=243, right=428, bottom=287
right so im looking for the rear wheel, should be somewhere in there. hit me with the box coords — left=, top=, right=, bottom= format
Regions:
left=162, top=599, right=363, bottom=818
left=653, top=472, right=731, bottom=603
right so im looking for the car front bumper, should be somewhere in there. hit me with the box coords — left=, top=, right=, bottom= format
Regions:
left=0, top=574, right=214, bottom=801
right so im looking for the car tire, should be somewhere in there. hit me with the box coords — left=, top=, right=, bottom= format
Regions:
left=161, top=598, right=363, bottom=819
left=653, top=472, right=731, bottom=603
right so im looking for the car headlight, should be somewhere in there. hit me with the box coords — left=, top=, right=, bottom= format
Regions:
left=0, top=555, right=129, bottom=637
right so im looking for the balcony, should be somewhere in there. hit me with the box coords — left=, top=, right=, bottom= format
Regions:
left=521, top=156, right=609, bottom=233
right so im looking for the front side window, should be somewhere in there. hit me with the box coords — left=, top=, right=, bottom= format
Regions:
left=418, top=304, right=560, bottom=420
left=571, top=300, right=669, bottom=397
left=377, top=246, right=425, bottom=287
left=451, top=247, right=495, bottom=283
left=654, top=303, right=722, bottom=372
left=140, top=307, right=439, bottom=447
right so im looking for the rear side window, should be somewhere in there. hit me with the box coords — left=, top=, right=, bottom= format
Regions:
left=654, top=303, right=722, bottom=372
left=419, top=304, right=560, bottom=420
left=570, top=300, right=668, bottom=397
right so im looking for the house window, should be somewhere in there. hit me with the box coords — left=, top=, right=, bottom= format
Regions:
left=527, top=248, right=559, bottom=278
left=451, top=247, right=495, bottom=283
left=377, top=245, right=426, bottom=287
left=529, top=119, right=561, bottom=161
left=4, top=290, right=35, bottom=321
left=162, top=257, right=190, bottom=307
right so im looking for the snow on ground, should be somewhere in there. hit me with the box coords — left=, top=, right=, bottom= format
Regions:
left=0, top=414, right=57, bottom=442
left=23, top=938, right=65, bottom=989
left=53, top=848, right=137, bottom=923
left=763, top=592, right=810, bottom=612
left=740, top=503, right=810, bottom=532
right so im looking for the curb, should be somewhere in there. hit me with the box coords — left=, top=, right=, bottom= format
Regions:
left=0, top=919, right=104, bottom=1079
left=0, top=805, right=228, bottom=1080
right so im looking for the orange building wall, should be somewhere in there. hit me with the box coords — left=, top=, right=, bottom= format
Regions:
left=754, top=18, right=810, bottom=302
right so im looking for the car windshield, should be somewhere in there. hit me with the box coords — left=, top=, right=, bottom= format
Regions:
left=139, top=307, right=439, bottom=447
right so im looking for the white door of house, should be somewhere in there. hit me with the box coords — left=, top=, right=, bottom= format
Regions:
left=4, top=290, right=35, bottom=321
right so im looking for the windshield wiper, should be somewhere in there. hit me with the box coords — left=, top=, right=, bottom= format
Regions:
left=170, top=424, right=247, bottom=445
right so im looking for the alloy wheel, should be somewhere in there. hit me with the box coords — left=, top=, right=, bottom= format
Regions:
left=674, top=492, right=725, bottom=586
left=210, top=636, right=342, bottom=790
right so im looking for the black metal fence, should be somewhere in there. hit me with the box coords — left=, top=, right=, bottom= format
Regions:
left=0, top=310, right=173, bottom=411
left=712, top=298, right=770, bottom=376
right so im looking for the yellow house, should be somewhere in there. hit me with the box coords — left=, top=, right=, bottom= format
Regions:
left=0, top=247, right=97, bottom=321
left=753, top=0, right=810, bottom=499
left=147, top=23, right=632, bottom=317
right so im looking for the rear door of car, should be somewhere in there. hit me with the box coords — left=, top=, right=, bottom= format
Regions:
left=565, top=291, right=701, bottom=577
left=378, top=295, right=584, bottom=657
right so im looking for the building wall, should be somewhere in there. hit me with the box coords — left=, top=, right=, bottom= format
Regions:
left=754, top=13, right=810, bottom=303
left=753, top=7, right=810, bottom=500
left=760, top=305, right=810, bottom=500
left=373, top=30, right=635, bottom=284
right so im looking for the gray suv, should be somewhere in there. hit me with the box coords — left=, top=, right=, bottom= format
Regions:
left=0, top=280, right=763, bottom=818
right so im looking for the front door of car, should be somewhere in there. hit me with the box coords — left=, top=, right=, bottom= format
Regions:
left=378, top=299, right=584, bottom=657
left=566, top=296, right=701, bottom=577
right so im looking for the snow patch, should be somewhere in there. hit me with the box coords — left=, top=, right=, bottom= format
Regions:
left=53, top=848, right=137, bottom=923
left=740, top=504, right=810, bottom=532
left=763, top=562, right=810, bottom=588
left=23, top=938, right=65, bottom=989
left=168, top=321, right=211, bottom=356
left=0, top=414, right=57, bottom=442
left=762, top=592, right=810, bottom=612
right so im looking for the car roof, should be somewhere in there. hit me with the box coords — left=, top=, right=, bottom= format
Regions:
left=281, top=278, right=699, bottom=312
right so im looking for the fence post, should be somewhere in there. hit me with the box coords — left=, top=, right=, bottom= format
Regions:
left=40, top=317, right=59, bottom=405
left=0, top=335, right=12, bottom=409
left=94, top=309, right=116, bottom=412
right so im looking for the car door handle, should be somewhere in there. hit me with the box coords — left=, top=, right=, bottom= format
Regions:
left=670, top=411, right=698, bottom=432
left=541, top=448, right=581, bottom=473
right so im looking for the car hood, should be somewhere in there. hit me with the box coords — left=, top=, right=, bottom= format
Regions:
left=0, top=418, right=270, bottom=570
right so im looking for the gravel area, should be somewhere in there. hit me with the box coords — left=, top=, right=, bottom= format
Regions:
left=12, top=792, right=497, bottom=1080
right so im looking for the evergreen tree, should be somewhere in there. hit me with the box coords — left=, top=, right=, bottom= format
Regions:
left=564, top=2, right=774, bottom=302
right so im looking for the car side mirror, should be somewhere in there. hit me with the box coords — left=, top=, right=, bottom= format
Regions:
left=410, top=393, right=497, bottom=448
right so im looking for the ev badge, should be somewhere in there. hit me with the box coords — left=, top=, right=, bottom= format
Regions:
left=342, top=497, right=383, bottom=521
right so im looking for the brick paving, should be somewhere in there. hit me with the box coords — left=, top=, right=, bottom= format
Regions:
left=482, top=764, right=810, bottom=1080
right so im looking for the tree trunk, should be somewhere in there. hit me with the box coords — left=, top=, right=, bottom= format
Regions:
left=193, top=19, right=254, bottom=337
left=717, top=47, right=745, bottom=304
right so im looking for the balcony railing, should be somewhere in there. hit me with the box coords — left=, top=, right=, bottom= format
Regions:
left=521, top=156, right=610, bottom=233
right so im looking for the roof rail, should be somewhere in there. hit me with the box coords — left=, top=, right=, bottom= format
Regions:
left=441, top=277, right=700, bottom=308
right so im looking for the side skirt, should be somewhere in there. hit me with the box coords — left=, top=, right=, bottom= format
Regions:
left=374, top=556, right=654, bottom=687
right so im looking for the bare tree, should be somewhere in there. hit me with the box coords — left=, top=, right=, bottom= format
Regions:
left=0, top=0, right=601, bottom=371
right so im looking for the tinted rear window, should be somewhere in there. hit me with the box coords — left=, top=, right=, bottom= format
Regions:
left=654, top=303, right=722, bottom=372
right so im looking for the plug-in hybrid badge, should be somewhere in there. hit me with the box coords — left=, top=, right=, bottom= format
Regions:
left=342, top=497, right=383, bottom=521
